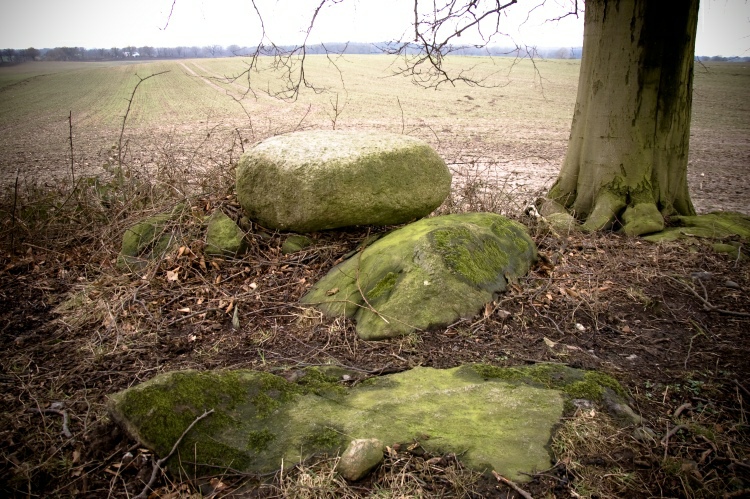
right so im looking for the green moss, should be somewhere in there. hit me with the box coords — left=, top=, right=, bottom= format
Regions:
left=117, top=204, right=185, bottom=271
left=301, top=426, right=346, bottom=451
left=301, top=213, right=536, bottom=340
left=185, top=439, right=253, bottom=473
left=472, top=363, right=566, bottom=388
left=564, top=380, right=605, bottom=400
left=247, top=429, right=276, bottom=452
left=115, top=371, right=247, bottom=457
left=471, top=364, right=626, bottom=403
left=366, top=272, right=399, bottom=300
left=281, top=234, right=314, bottom=254
left=295, top=367, right=348, bottom=398
left=644, top=212, right=750, bottom=247
left=431, top=227, right=508, bottom=289
left=251, top=392, right=281, bottom=418
left=205, top=210, right=247, bottom=257
left=582, top=371, right=627, bottom=398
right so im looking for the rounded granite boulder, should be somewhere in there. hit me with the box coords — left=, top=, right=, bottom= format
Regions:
left=235, top=130, right=451, bottom=232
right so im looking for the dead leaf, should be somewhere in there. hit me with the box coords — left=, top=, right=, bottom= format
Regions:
left=232, top=306, right=240, bottom=330
left=326, top=287, right=339, bottom=296
left=496, top=309, right=511, bottom=319
left=199, top=257, right=207, bottom=272
left=166, top=267, right=180, bottom=282
left=209, top=477, right=227, bottom=492
left=483, top=302, right=493, bottom=318
left=544, top=337, right=557, bottom=348
left=177, top=307, right=191, bottom=313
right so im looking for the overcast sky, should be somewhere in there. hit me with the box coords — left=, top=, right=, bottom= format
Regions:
left=1, top=0, right=748, bottom=57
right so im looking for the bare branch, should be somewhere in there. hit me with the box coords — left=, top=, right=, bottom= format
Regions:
left=135, top=409, right=215, bottom=499
left=160, top=0, right=177, bottom=30
left=118, top=71, right=170, bottom=172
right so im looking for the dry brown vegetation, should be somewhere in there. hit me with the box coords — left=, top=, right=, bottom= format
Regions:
left=0, top=57, right=749, bottom=498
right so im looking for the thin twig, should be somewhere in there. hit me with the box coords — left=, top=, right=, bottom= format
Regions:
left=68, top=111, right=75, bottom=184
left=661, top=424, right=689, bottom=445
left=118, top=71, right=170, bottom=175
left=11, top=167, right=19, bottom=253
left=492, top=470, right=533, bottom=499
left=667, top=275, right=750, bottom=317
left=734, top=379, right=750, bottom=399
left=673, top=402, right=692, bottom=419
left=396, top=96, right=405, bottom=134
left=135, top=409, right=215, bottom=499
left=28, top=408, right=73, bottom=438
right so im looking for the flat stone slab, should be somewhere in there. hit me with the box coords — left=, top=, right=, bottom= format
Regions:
left=108, top=364, right=587, bottom=481
left=300, top=212, right=537, bottom=339
left=235, top=130, right=451, bottom=232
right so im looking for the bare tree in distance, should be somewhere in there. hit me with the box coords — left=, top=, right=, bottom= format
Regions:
left=163, top=0, right=708, bottom=235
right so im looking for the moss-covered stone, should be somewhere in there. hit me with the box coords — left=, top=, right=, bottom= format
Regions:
left=471, top=363, right=627, bottom=401
left=281, top=234, right=314, bottom=255
left=300, top=213, right=536, bottom=340
left=205, top=210, right=247, bottom=257
left=116, top=204, right=184, bottom=271
left=110, top=365, right=572, bottom=482
left=235, top=130, right=451, bottom=232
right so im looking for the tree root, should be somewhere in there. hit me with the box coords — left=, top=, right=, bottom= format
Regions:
left=581, top=191, right=626, bottom=232
left=621, top=203, right=665, bottom=236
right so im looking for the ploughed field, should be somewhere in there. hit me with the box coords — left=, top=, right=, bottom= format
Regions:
left=1, top=56, right=748, bottom=214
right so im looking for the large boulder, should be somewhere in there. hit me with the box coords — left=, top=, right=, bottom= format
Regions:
left=109, top=364, right=615, bottom=481
left=235, top=130, right=451, bottom=232
left=300, top=212, right=536, bottom=340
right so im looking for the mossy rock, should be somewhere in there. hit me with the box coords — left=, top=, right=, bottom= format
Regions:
left=205, top=210, right=247, bottom=257
left=116, top=204, right=184, bottom=271
left=300, top=212, right=537, bottom=340
left=281, top=234, right=314, bottom=255
left=235, top=130, right=451, bottom=232
left=643, top=211, right=750, bottom=258
left=111, top=364, right=639, bottom=482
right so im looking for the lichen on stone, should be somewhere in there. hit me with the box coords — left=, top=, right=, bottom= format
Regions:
left=301, top=213, right=536, bottom=340
left=205, top=210, right=247, bottom=257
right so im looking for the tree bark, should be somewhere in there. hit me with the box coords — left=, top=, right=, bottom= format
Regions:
left=548, top=0, right=699, bottom=235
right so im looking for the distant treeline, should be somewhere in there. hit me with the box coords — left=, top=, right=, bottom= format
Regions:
left=1, top=43, right=747, bottom=63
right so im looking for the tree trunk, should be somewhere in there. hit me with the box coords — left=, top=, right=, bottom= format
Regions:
left=547, top=0, right=699, bottom=235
